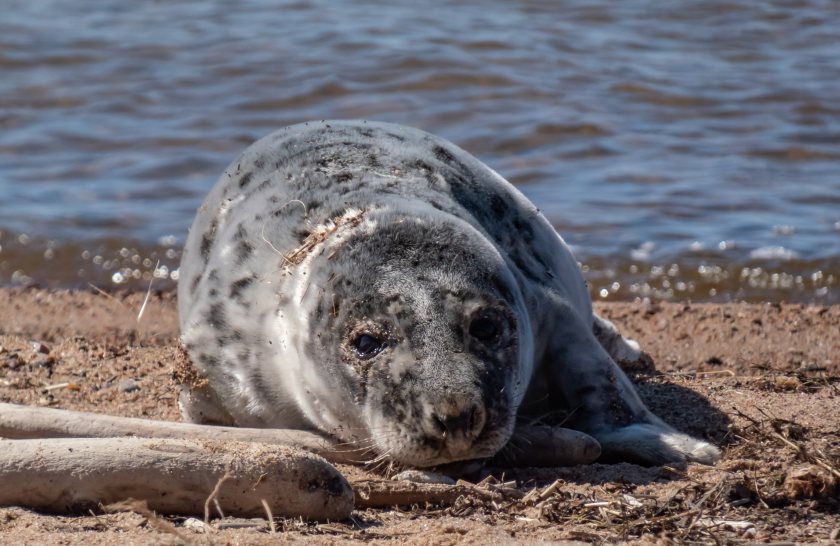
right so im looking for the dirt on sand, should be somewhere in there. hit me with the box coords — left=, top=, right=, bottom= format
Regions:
left=0, top=288, right=838, bottom=544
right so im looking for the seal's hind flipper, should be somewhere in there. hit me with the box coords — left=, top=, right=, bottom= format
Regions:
left=592, top=313, right=655, bottom=373
left=595, top=423, right=721, bottom=465
left=531, top=298, right=720, bottom=466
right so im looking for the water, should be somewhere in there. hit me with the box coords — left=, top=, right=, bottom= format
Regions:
left=1, top=0, right=839, bottom=303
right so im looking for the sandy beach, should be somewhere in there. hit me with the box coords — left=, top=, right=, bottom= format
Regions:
left=0, top=288, right=837, bottom=544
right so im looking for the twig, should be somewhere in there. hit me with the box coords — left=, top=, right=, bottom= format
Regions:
left=261, top=498, right=276, bottom=534
left=205, top=470, right=231, bottom=523
left=136, top=259, right=159, bottom=323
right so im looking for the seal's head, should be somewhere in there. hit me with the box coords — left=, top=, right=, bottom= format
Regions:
left=291, top=209, right=533, bottom=467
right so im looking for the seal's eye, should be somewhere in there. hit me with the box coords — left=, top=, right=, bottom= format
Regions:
left=352, top=334, right=386, bottom=359
left=469, top=316, right=500, bottom=342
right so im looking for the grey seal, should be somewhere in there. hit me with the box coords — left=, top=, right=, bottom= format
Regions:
left=178, top=120, right=720, bottom=468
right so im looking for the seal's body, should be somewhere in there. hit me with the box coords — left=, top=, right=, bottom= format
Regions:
left=179, top=120, right=719, bottom=467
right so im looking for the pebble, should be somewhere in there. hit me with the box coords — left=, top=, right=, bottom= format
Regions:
left=5, top=353, right=24, bottom=370
left=392, top=470, right=456, bottom=485
left=181, top=517, right=211, bottom=533
left=119, top=379, right=140, bottom=393
left=31, top=342, right=51, bottom=354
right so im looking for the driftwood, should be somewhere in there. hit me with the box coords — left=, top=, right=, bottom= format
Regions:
left=0, top=402, right=368, bottom=464
left=0, top=403, right=601, bottom=468
left=0, top=437, right=353, bottom=521
left=0, top=402, right=610, bottom=518
left=354, top=479, right=504, bottom=508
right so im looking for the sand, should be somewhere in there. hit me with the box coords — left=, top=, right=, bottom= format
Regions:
left=0, top=287, right=838, bottom=544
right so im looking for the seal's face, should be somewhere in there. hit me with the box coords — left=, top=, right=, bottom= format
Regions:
left=304, top=214, right=531, bottom=467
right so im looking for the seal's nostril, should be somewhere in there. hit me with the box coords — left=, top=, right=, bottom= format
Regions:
left=432, top=401, right=486, bottom=442
left=433, top=414, right=447, bottom=436
left=467, top=403, right=486, bottom=440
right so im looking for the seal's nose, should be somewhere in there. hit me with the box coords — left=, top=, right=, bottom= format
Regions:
left=432, top=397, right=486, bottom=445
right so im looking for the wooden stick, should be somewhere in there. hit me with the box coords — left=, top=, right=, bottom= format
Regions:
left=0, top=437, right=354, bottom=521
left=353, top=480, right=502, bottom=508
left=0, top=402, right=368, bottom=464
left=0, top=403, right=602, bottom=467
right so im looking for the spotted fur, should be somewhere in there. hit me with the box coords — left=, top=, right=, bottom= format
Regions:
left=178, top=120, right=720, bottom=467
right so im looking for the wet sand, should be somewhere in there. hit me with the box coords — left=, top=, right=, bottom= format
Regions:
left=0, top=288, right=838, bottom=544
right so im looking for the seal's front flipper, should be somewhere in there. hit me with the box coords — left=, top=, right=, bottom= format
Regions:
left=496, top=424, right=601, bottom=467
left=533, top=300, right=720, bottom=466
left=178, top=383, right=236, bottom=426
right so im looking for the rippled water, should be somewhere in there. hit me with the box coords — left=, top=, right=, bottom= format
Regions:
left=1, top=0, right=838, bottom=303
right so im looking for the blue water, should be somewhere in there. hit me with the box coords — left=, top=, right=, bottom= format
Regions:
left=1, top=0, right=838, bottom=302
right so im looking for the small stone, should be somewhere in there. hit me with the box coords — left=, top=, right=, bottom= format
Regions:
left=182, top=517, right=211, bottom=533
left=5, top=353, right=24, bottom=370
left=119, top=379, right=140, bottom=393
left=393, top=470, right=456, bottom=485
left=31, top=342, right=50, bottom=355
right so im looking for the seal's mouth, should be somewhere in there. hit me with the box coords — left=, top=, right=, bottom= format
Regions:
left=369, top=408, right=516, bottom=468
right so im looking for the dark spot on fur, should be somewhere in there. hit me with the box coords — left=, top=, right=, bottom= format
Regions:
left=208, top=269, right=220, bottom=282
left=238, top=171, right=254, bottom=189
left=367, top=153, right=381, bottom=167
left=292, top=227, right=311, bottom=243
left=236, top=240, right=254, bottom=263
left=209, top=288, right=218, bottom=297
left=230, top=276, right=255, bottom=298
left=254, top=157, right=266, bottom=169
left=386, top=131, right=406, bottom=142
left=512, top=217, right=534, bottom=241
left=199, top=354, right=219, bottom=367
left=335, top=172, right=353, bottom=183
left=355, top=127, right=375, bottom=138
left=190, top=274, right=201, bottom=294
left=490, top=195, right=509, bottom=219
left=208, top=303, right=226, bottom=330
left=433, top=145, right=456, bottom=164
left=200, top=220, right=217, bottom=263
